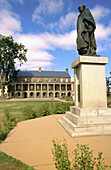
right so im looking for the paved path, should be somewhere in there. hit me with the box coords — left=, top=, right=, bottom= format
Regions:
left=0, top=98, right=70, bottom=103
left=0, top=114, right=111, bottom=170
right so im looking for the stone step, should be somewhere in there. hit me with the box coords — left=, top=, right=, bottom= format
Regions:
left=65, top=111, right=111, bottom=126
left=70, top=106, right=111, bottom=117
left=59, top=116, right=111, bottom=137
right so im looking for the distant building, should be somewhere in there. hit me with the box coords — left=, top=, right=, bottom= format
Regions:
left=71, top=81, right=74, bottom=92
left=71, top=81, right=75, bottom=101
left=9, top=68, right=72, bottom=98
left=0, top=85, right=8, bottom=98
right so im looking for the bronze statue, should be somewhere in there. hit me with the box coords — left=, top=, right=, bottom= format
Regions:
left=76, top=4, right=97, bottom=56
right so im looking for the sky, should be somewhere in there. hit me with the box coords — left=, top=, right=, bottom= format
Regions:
left=0, top=0, right=111, bottom=81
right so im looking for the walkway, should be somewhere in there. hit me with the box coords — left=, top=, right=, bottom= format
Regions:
left=0, top=114, right=111, bottom=170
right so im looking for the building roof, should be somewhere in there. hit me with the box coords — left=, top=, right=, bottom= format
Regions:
left=17, top=70, right=71, bottom=78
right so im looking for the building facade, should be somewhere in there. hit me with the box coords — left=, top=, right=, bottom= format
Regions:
left=9, top=68, right=72, bottom=98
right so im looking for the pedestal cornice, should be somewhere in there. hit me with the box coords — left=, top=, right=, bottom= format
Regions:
left=72, top=56, right=108, bottom=68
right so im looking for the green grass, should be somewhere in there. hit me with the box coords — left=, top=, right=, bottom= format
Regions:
left=107, top=96, right=111, bottom=102
left=0, top=151, right=35, bottom=170
left=0, top=101, right=59, bottom=122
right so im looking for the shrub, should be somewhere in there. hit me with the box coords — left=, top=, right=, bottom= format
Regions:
left=52, top=139, right=72, bottom=170
left=0, top=110, right=17, bottom=143
left=53, top=102, right=73, bottom=114
left=23, top=102, right=74, bottom=120
left=0, top=123, right=7, bottom=142
left=23, top=106, right=37, bottom=120
left=37, top=103, right=51, bottom=117
left=52, top=139, right=110, bottom=170
left=3, top=109, right=16, bottom=131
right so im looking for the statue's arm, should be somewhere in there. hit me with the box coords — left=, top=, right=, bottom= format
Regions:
left=83, top=18, right=95, bottom=33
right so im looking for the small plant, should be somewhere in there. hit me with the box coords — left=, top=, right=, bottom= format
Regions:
left=3, top=109, right=16, bottom=131
left=52, top=139, right=111, bottom=170
left=23, top=106, right=37, bottom=120
left=52, top=139, right=72, bottom=170
left=38, top=103, right=51, bottom=117
left=73, top=144, right=96, bottom=169
left=0, top=109, right=17, bottom=143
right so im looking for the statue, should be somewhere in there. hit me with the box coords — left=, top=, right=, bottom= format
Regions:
left=76, top=4, right=97, bottom=56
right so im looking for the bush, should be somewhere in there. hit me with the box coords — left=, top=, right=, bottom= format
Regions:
left=23, top=106, right=37, bottom=120
left=52, top=139, right=111, bottom=170
left=53, top=102, right=73, bottom=114
left=3, top=109, right=16, bottom=131
left=37, top=103, right=51, bottom=117
left=0, top=110, right=17, bottom=143
left=0, top=123, right=7, bottom=142
left=23, top=102, right=74, bottom=120
left=52, top=139, right=71, bottom=170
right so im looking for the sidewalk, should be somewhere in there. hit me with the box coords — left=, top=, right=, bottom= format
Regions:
left=0, top=114, right=111, bottom=170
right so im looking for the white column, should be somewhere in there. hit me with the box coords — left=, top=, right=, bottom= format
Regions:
left=66, top=84, right=67, bottom=91
left=34, top=84, right=36, bottom=91
left=21, top=84, right=23, bottom=91
left=60, top=84, right=61, bottom=91
left=47, top=84, right=49, bottom=91
left=15, top=84, right=16, bottom=91
left=53, top=84, right=55, bottom=91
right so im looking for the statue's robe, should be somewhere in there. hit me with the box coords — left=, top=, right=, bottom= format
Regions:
left=77, top=8, right=97, bottom=55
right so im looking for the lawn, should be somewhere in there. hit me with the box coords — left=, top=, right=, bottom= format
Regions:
left=107, top=96, right=111, bottom=102
left=0, top=100, right=59, bottom=122
left=0, top=151, right=34, bottom=170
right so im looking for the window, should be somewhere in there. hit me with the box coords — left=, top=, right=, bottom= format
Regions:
left=31, top=85, right=33, bottom=90
left=66, top=79, right=68, bottom=82
left=31, top=78, right=33, bottom=82
left=37, top=85, right=39, bottom=90
left=25, top=78, right=27, bottom=82
left=60, top=79, right=63, bottom=82
left=18, top=85, right=21, bottom=89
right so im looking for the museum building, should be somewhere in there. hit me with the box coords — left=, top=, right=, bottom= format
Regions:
left=9, top=68, right=72, bottom=98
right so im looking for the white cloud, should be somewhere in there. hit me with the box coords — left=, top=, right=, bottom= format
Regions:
left=96, top=23, right=111, bottom=41
left=32, top=0, right=64, bottom=23
left=49, top=12, right=77, bottom=31
left=0, top=9, right=22, bottom=35
left=0, top=0, right=11, bottom=9
left=14, top=30, right=76, bottom=70
left=91, top=5, right=110, bottom=21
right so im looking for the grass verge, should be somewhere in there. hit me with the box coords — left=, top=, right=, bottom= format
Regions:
left=0, top=151, right=35, bottom=170
left=0, top=101, right=59, bottom=122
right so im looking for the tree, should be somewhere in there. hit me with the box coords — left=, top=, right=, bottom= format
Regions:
left=0, top=34, right=27, bottom=98
left=106, top=72, right=111, bottom=96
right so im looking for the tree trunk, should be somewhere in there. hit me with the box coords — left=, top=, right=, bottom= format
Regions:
left=1, top=68, right=6, bottom=99
left=0, top=67, right=1, bottom=89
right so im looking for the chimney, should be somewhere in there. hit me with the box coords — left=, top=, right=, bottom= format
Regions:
left=39, top=67, right=42, bottom=72
left=66, top=68, right=68, bottom=73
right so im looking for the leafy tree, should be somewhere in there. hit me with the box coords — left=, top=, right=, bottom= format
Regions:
left=106, top=77, right=110, bottom=96
left=106, top=72, right=111, bottom=96
left=0, top=34, right=27, bottom=98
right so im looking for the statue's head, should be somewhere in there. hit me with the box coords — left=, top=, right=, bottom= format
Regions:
left=78, top=4, right=86, bottom=13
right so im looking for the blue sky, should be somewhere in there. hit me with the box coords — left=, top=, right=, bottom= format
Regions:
left=0, top=0, right=111, bottom=80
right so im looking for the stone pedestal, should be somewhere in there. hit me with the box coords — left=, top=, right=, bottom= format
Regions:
left=59, top=56, right=111, bottom=137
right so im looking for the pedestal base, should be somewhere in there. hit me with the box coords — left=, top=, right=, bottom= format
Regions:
left=59, top=106, right=111, bottom=137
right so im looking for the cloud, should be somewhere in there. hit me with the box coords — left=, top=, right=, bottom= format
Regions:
left=32, top=0, right=64, bottom=24
left=49, top=12, right=77, bottom=32
left=0, top=9, right=22, bottom=35
left=14, top=30, right=76, bottom=70
left=96, top=23, right=111, bottom=41
left=91, top=5, right=110, bottom=21
left=0, top=0, right=11, bottom=9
